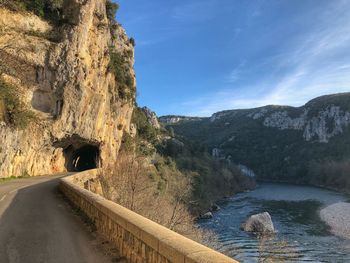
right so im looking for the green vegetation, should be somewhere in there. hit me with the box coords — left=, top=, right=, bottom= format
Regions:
left=157, top=137, right=256, bottom=211
left=0, top=80, right=36, bottom=129
left=0, top=174, right=30, bottom=183
left=118, top=107, right=255, bottom=212
left=108, top=49, right=135, bottom=101
left=306, top=93, right=350, bottom=117
left=119, top=107, right=159, bottom=155
left=0, top=0, right=66, bottom=25
left=308, top=160, right=350, bottom=192
left=101, top=106, right=256, bottom=240
left=129, top=37, right=136, bottom=47
left=104, top=2, right=135, bottom=102
left=105, top=0, right=119, bottom=21
left=132, top=107, right=158, bottom=143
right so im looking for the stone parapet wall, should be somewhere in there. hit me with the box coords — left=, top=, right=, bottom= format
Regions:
left=60, top=170, right=238, bottom=263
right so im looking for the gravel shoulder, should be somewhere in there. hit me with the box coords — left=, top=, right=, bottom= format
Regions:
left=320, top=202, right=350, bottom=239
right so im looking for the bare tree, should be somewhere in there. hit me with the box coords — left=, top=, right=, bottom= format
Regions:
left=100, top=153, right=155, bottom=212
left=98, top=152, right=209, bottom=242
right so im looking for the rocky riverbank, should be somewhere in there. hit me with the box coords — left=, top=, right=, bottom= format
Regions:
left=320, top=202, right=350, bottom=239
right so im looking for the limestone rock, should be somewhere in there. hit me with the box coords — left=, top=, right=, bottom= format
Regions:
left=212, top=148, right=221, bottom=158
left=0, top=1, right=135, bottom=177
left=262, top=106, right=350, bottom=143
left=141, top=107, right=160, bottom=129
left=199, top=212, right=213, bottom=220
left=159, top=115, right=202, bottom=124
left=263, top=110, right=307, bottom=130
left=238, top=164, right=256, bottom=177
left=129, top=123, right=137, bottom=138
left=241, top=212, right=275, bottom=234
left=303, top=106, right=350, bottom=142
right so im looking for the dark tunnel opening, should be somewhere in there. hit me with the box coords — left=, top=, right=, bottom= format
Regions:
left=64, top=144, right=100, bottom=172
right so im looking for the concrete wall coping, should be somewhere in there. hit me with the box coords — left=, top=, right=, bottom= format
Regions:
left=60, top=169, right=239, bottom=263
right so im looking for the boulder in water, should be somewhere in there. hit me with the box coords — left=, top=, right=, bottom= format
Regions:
left=241, top=212, right=275, bottom=234
left=211, top=203, right=221, bottom=212
left=199, top=212, right=213, bottom=220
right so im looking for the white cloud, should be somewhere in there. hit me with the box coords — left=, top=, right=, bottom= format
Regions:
left=180, top=0, right=350, bottom=117
left=226, top=61, right=246, bottom=83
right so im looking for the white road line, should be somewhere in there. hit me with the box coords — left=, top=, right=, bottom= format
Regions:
left=0, top=194, right=7, bottom=202
left=0, top=184, right=32, bottom=202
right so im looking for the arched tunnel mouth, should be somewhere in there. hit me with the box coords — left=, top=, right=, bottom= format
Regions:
left=69, top=144, right=99, bottom=172
left=54, top=135, right=101, bottom=172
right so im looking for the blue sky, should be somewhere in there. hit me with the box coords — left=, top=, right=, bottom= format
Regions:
left=116, top=0, right=350, bottom=117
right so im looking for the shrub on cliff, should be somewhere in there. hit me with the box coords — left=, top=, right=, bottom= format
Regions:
left=108, top=49, right=135, bottom=101
left=0, top=80, right=36, bottom=129
left=106, top=0, right=119, bottom=21
left=0, top=0, right=65, bottom=25
left=132, top=107, right=158, bottom=143
left=119, top=107, right=159, bottom=156
left=129, top=37, right=136, bottom=47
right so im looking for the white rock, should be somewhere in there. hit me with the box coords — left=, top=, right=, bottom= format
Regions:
left=200, top=212, right=213, bottom=220
left=241, top=212, right=275, bottom=234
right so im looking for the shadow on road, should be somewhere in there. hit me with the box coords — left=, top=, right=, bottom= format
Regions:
left=0, top=177, right=115, bottom=263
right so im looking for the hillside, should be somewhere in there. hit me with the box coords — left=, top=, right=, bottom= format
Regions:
left=162, top=93, right=350, bottom=190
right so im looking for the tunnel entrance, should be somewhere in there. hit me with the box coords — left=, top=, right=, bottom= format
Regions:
left=54, top=135, right=101, bottom=172
left=69, top=145, right=99, bottom=172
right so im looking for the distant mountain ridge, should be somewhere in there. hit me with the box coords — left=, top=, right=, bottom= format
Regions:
left=161, top=92, right=350, bottom=187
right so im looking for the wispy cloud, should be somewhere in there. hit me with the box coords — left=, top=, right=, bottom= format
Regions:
left=171, top=1, right=217, bottom=22
left=179, top=0, right=350, bottom=116
left=136, top=37, right=168, bottom=47
left=226, top=60, right=247, bottom=83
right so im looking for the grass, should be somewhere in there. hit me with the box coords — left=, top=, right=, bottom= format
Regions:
left=0, top=175, right=30, bottom=184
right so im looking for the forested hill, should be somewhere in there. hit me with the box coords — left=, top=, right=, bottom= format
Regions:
left=161, top=92, right=350, bottom=191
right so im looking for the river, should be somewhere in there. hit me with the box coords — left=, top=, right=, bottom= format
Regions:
left=199, top=183, right=350, bottom=263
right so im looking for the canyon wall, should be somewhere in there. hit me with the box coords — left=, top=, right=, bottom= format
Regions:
left=0, top=0, right=135, bottom=177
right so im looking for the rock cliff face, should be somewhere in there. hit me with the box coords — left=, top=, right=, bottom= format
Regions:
left=261, top=106, right=350, bottom=143
left=159, top=115, right=202, bottom=124
left=163, top=93, right=350, bottom=183
left=141, top=107, right=160, bottom=129
left=0, top=0, right=135, bottom=177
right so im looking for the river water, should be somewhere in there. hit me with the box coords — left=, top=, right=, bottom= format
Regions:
left=199, top=183, right=350, bottom=262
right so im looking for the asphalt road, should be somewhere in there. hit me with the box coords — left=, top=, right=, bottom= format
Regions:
left=0, top=175, right=113, bottom=263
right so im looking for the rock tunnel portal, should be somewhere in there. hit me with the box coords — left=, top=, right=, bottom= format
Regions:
left=54, top=136, right=100, bottom=172
left=67, top=145, right=99, bottom=172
